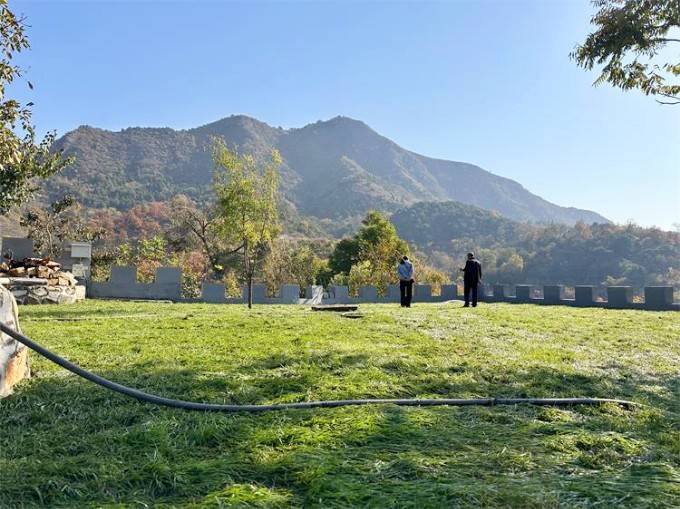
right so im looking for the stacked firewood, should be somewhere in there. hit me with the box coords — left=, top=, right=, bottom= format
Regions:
left=0, top=258, right=78, bottom=287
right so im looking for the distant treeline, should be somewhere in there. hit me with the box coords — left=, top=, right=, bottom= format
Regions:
left=23, top=196, right=677, bottom=291
left=391, top=201, right=679, bottom=287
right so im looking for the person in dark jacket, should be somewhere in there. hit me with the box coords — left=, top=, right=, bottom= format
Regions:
left=397, top=256, right=414, bottom=307
left=459, top=252, right=482, bottom=307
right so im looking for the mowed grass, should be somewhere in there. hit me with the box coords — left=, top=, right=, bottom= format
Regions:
left=1, top=301, right=679, bottom=508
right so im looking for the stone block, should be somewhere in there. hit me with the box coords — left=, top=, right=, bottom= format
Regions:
left=74, top=285, right=86, bottom=301
left=1, top=237, right=34, bottom=260
left=493, top=284, right=506, bottom=300
left=71, top=263, right=88, bottom=278
left=358, top=286, right=377, bottom=301
left=515, top=285, right=532, bottom=302
left=441, top=284, right=457, bottom=300
left=644, top=286, right=674, bottom=309
left=155, top=267, right=181, bottom=284
left=239, top=284, right=268, bottom=303
left=574, top=286, right=594, bottom=306
left=543, top=285, right=563, bottom=304
left=305, top=285, right=324, bottom=304
left=152, top=267, right=182, bottom=300
left=415, top=284, right=432, bottom=302
left=280, top=284, right=300, bottom=304
left=331, top=285, right=350, bottom=303
left=607, top=286, right=632, bottom=307
left=56, top=288, right=78, bottom=305
left=69, top=241, right=92, bottom=259
left=110, top=266, right=137, bottom=284
left=202, top=283, right=226, bottom=303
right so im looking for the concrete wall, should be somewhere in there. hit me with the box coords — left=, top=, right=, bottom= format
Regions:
left=88, top=266, right=182, bottom=301
left=0, top=237, right=34, bottom=259
left=6, top=236, right=674, bottom=310
left=483, top=284, right=678, bottom=310
left=84, top=266, right=680, bottom=310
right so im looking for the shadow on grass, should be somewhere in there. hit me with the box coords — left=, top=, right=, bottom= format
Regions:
left=1, top=361, right=678, bottom=508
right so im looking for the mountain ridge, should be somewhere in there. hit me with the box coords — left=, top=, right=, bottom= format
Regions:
left=49, top=115, right=609, bottom=226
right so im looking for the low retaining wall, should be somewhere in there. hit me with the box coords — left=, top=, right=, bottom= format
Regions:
left=481, top=284, right=678, bottom=311
left=88, top=267, right=181, bottom=300
left=87, top=266, right=678, bottom=310
left=4, top=237, right=678, bottom=311
left=5, top=278, right=86, bottom=305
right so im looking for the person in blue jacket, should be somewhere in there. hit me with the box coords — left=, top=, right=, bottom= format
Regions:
left=397, top=256, right=415, bottom=307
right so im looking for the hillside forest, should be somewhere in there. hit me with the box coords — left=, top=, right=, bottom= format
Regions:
left=15, top=187, right=678, bottom=300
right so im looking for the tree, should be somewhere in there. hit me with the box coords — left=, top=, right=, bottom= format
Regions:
left=328, top=211, right=410, bottom=294
left=355, top=210, right=409, bottom=255
left=347, top=260, right=374, bottom=296
left=498, top=251, right=525, bottom=282
left=262, top=240, right=328, bottom=296
left=21, top=196, right=104, bottom=257
left=572, top=0, right=680, bottom=104
left=328, top=238, right=361, bottom=275
left=213, top=139, right=281, bottom=308
left=0, top=2, right=71, bottom=213
left=413, top=263, right=449, bottom=295
left=167, top=194, right=242, bottom=280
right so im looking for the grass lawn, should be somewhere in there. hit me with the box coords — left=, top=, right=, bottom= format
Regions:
left=1, top=300, right=678, bottom=508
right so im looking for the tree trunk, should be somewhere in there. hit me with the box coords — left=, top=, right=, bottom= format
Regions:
left=244, top=240, right=253, bottom=309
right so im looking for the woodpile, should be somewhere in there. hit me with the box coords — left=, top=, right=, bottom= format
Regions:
left=0, top=257, right=84, bottom=305
left=0, top=257, right=77, bottom=287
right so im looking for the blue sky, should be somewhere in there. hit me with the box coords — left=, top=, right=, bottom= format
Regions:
left=10, top=0, right=680, bottom=229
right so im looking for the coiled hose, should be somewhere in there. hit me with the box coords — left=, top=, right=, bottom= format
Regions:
left=0, top=322, right=638, bottom=412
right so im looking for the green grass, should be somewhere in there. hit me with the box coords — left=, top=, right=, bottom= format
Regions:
left=1, top=301, right=679, bottom=508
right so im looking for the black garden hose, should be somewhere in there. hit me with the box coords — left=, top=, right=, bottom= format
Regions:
left=0, top=322, right=638, bottom=412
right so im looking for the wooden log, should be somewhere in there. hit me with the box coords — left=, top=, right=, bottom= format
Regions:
left=311, top=304, right=359, bottom=312
left=6, top=277, right=49, bottom=286
left=7, top=267, right=26, bottom=277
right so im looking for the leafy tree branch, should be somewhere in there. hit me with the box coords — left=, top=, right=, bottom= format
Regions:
left=572, top=0, right=680, bottom=104
left=0, top=2, right=72, bottom=213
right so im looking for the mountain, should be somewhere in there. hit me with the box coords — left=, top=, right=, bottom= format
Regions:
left=391, top=200, right=524, bottom=249
left=49, top=115, right=608, bottom=226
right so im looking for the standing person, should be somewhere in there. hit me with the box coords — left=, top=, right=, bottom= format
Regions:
left=459, top=252, right=482, bottom=307
left=397, top=256, right=414, bottom=308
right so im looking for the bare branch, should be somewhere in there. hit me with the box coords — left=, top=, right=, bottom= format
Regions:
left=656, top=98, right=680, bottom=104
left=656, top=92, right=680, bottom=105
